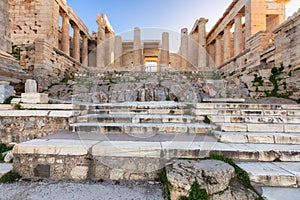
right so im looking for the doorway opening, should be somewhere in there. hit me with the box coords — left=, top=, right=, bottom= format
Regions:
left=144, top=57, right=158, bottom=72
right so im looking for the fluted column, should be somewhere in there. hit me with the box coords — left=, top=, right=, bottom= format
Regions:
left=198, top=18, right=208, bottom=69
left=234, top=13, right=243, bottom=57
left=180, top=28, right=189, bottom=68
left=114, top=35, right=123, bottom=67
left=160, top=32, right=169, bottom=68
left=223, top=25, right=232, bottom=61
left=61, top=12, right=70, bottom=55
left=72, top=25, right=80, bottom=62
left=82, top=35, right=88, bottom=66
left=215, top=35, right=223, bottom=66
left=133, top=27, right=142, bottom=67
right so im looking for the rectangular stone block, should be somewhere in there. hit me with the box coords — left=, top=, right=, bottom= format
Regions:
left=247, top=124, right=284, bottom=132
left=219, top=123, right=247, bottom=132
left=21, top=93, right=49, bottom=104
left=284, top=125, right=300, bottom=133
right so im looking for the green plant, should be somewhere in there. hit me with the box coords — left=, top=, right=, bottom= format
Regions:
left=0, top=144, right=13, bottom=163
left=14, top=102, right=23, bottom=110
left=160, top=168, right=172, bottom=200
left=188, top=181, right=208, bottom=200
left=3, top=96, right=17, bottom=104
left=252, top=74, right=264, bottom=86
left=0, top=171, right=21, bottom=183
left=288, top=71, right=292, bottom=77
left=203, top=116, right=211, bottom=124
left=166, top=96, right=171, bottom=101
left=174, top=96, right=180, bottom=102
left=229, top=71, right=236, bottom=76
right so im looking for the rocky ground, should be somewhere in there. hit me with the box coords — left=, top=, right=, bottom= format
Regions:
left=0, top=180, right=164, bottom=200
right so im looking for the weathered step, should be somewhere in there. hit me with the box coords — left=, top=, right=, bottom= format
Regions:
left=211, top=115, right=300, bottom=124
left=213, top=131, right=300, bottom=144
left=195, top=103, right=300, bottom=110
left=76, top=114, right=195, bottom=123
left=87, top=108, right=185, bottom=115
left=237, top=162, right=300, bottom=187
left=70, top=122, right=213, bottom=134
left=193, top=109, right=300, bottom=116
left=261, top=187, right=300, bottom=199
left=76, top=101, right=186, bottom=110
left=216, top=123, right=300, bottom=133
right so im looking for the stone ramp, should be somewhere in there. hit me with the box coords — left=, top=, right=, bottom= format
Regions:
left=262, top=187, right=300, bottom=200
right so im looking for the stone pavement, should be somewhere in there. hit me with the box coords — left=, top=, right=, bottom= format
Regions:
left=0, top=163, right=12, bottom=178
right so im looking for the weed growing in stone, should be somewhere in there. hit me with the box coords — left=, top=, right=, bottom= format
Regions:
left=0, top=171, right=21, bottom=183
left=180, top=181, right=208, bottom=200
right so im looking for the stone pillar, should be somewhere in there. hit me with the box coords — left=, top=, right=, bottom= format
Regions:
left=160, top=32, right=169, bottom=68
left=234, top=13, right=243, bottom=57
left=61, top=12, right=70, bottom=56
left=133, top=27, right=142, bottom=67
left=223, top=25, right=232, bottom=61
left=114, top=35, right=123, bottom=67
left=82, top=35, right=88, bottom=66
left=198, top=18, right=208, bottom=69
left=96, top=16, right=106, bottom=68
left=180, top=28, right=189, bottom=68
left=72, top=25, right=80, bottom=62
left=215, top=35, right=223, bottom=66
left=25, top=79, right=38, bottom=93
left=245, top=0, right=267, bottom=39
left=107, top=32, right=115, bottom=66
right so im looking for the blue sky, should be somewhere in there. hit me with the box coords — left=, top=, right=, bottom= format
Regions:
left=68, top=0, right=300, bottom=37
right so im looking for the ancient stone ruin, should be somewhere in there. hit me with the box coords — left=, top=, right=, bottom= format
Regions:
left=0, top=0, right=300, bottom=200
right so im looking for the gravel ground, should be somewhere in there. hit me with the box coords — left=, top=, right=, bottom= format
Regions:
left=0, top=180, right=164, bottom=200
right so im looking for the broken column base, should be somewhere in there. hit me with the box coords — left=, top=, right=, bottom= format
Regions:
left=21, top=93, right=49, bottom=104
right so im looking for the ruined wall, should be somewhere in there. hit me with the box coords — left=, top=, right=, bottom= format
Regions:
left=0, top=113, right=70, bottom=144
left=9, top=0, right=59, bottom=47
left=34, top=38, right=82, bottom=90
left=0, top=0, right=11, bottom=53
left=220, top=10, right=300, bottom=100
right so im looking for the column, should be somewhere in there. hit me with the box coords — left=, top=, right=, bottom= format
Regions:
left=96, top=16, right=106, bottom=68
left=61, top=12, right=70, bottom=55
left=180, top=28, right=189, bottom=68
left=107, top=32, right=115, bottom=66
left=72, top=25, right=80, bottom=62
left=114, top=35, right=123, bottom=67
left=215, top=35, right=223, bottom=66
left=245, top=0, right=267, bottom=39
left=223, top=25, right=232, bottom=61
left=234, top=13, right=243, bottom=56
left=198, top=18, right=208, bottom=69
left=82, top=35, right=88, bottom=66
left=160, top=32, right=169, bottom=68
left=133, top=27, right=142, bottom=66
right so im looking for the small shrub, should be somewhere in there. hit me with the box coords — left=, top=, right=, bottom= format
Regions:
left=229, top=71, right=236, bottom=76
left=3, top=96, right=18, bottom=104
left=174, top=96, right=180, bottom=102
left=14, top=102, right=22, bottom=110
left=160, top=168, right=172, bottom=200
left=0, top=171, right=21, bottom=183
left=288, top=71, right=292, bottom=77
left=203, top=116, right=211, bottom=124
left=166, top=96, right=171, bottom=101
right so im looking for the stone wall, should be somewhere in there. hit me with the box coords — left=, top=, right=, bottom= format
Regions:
left=218, top=10, right=300, bottom=100
left=0, top=110, right=72, bottom=144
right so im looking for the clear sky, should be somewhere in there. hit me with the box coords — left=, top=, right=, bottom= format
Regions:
left=67, top=0, right=300, bottom=37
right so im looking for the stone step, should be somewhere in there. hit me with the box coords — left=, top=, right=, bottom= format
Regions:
left=87, top=108, right=185, bottom=115
left=193, top=109, right=300, bottom=116
left=195, top=103, right=300, bottom=110
left=216, top=123, right=300, bottom=133
left=76, top=114, right=195, bottom=123
left=213, top=131, right=300, bottom=144
left=236, top=162, right=300, bottom=187
left=70, top=122, right=213, bottom=134
left=261, top=187, right=300, bottom=199
left=75, top=101, right=186, bottom=110
left=210, top=115, right=300, bottom=124
left=0, top=163, right=12, bottom=178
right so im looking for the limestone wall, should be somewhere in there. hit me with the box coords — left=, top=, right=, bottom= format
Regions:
left=219, top=10, right=300, bottom=100
left=0, top=110, right=72, bottom=144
